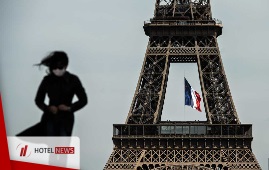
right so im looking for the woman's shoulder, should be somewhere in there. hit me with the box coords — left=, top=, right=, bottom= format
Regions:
left=65, top=71, right=78, bottom=78
left=65, top=71, right=80, bottom=81
left=42, top=74, right=52, bottom=80
left=40, top=74, right=55, bottom=83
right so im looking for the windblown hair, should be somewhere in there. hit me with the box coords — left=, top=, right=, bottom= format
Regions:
left=36, top=51, right=69, bottom=69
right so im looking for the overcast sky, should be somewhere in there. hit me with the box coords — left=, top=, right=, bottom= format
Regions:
left=0, top=0, right=269, bottom=169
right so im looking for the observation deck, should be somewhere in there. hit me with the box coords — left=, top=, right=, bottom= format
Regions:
left=144, top=19, right=223, bottom=37
left=112, top=122, right=253, bottom=149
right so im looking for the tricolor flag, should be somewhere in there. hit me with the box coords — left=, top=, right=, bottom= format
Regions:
left=184, top=78, right=202, bottom=112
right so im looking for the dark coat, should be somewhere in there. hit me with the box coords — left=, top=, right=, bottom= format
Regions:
left=17, top=71, right=87, bottom=136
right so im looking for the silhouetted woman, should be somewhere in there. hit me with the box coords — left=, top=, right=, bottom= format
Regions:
left=17, top=51, right=87, bottom=136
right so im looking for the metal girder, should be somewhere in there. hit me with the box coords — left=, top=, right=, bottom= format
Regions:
left=104, top=0, right=261, bottom=169
left=104, top=149, right=261, bottom=170
left=126, top=35, right=240, bottom=124
left=155, top=0, right=212, bottom=20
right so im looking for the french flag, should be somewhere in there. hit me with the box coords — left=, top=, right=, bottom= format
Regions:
left=184, top=78, right=202, bottom=112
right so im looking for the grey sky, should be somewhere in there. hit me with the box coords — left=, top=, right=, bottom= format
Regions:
left=0, top=0, right=269, bottom=169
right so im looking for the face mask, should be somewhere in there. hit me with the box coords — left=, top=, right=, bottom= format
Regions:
left=52, top=68, right=66, bottom=77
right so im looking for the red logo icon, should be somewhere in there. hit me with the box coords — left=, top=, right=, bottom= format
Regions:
left=16, top=144, right=31, bottom=157
left=20, top=145, right=28, bottom=156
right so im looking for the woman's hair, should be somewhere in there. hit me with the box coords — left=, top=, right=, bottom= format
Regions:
left=36, top=51, right=69, bottom=69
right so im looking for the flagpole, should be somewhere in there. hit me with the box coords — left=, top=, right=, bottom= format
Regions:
left=184, top=70, right=185, bottom=121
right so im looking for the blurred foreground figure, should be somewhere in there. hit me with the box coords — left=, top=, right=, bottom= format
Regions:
left=17, top=51, right=87, bottom=136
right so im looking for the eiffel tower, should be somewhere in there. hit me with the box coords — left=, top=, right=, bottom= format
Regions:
left=104, top=0, right=261, bottom=169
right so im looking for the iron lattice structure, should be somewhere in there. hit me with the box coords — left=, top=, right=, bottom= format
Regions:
left=104, top=0, right=261, bottom=169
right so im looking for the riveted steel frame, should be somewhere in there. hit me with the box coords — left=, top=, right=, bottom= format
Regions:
left=105, top=0, right=261, bottom=169
left=126, top=34, right=240, bottom=124
left=105, top=149, right=260, bottom=170
left=155, top=0, right=212, bottom=20
left=105, top=123, right=260, bottom=169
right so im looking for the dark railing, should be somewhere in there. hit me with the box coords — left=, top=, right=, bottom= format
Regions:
left=144, top=18, right=222, bottom=26
left=113, top=124, right=252, bottom=137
